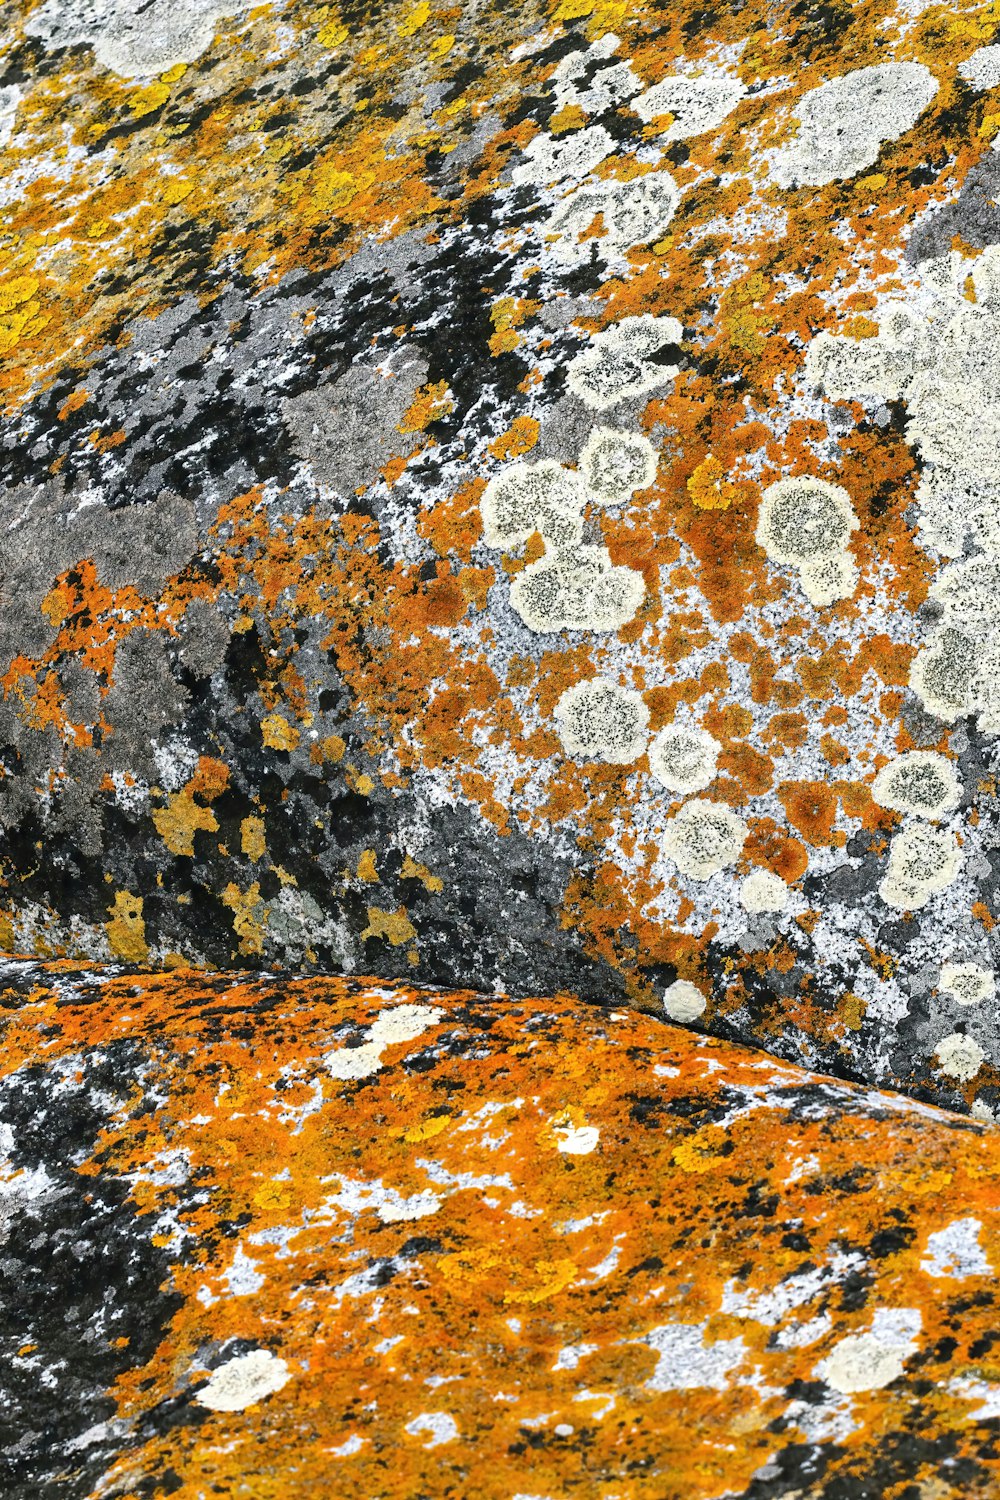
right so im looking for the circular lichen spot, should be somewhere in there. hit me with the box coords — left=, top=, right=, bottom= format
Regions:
left=755, top=476, right=857, bottom=567
left=934, top=1031, right=986, bottom=1082
left=939, top=962, right=995, bottom=1007
left=580, top=427, right=658, bottom=507
left=554, top=677, right=650, bottom=765
left=662, top=799, right=748, bottom=880
left=648, top=724, right=720, bottom=795
left=871, top=751, right=961, bottom=821
left=662, top=978, right=707, bottom=1021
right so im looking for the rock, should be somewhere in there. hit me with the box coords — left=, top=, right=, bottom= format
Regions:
left=2, top=0, right=1000, bottom=1104
left=1, top=960, right=999, bottom=1496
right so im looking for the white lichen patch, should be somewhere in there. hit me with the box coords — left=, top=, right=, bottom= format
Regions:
left=645, top=1322, right=746, bottom=1391
left=648, top=724, right=721, bottom=795
left=958, top=45, right=1000, bottom=91
left=909, top=628, right=974, bottom=724
left=804, top=249, right=1000, bottom=656
left=580, top=427, right=658, bottom=506
left=509, top=545, right=645, bottom=634
left=480, top=460, right=587, bottom=550
left=662, top=978, right=707, bottom=1022
left=326, top=1004, right=444, bottom=1080
left=878, top=823, right=962, bottom=910
left=27, top=0, right=244, bottom=77
left=934, top=1031, right=986, bottom=1082
left=325, top=1040, right=384, bottom=1080
left=871, top=752, right=961, bottom=821
left=554, top=678, right=649, bottom=764
left=921, top=1217, right=992, bottom=1278
left=739, top=868, right=789, bottom=914
left=755, top=478, right=858, bottom=607
left=550, top=33, right=642, bottom=117
left=662, top=799, right=748, bottom=880
left=553, top=1123, right=600, bottom=1154
left=930, top=556, right=1000, bottom=632
left=799, top=551, right=859, bottom=606
left=545, top=173, right=681, bottom=263
left=814, top=1318, right=917, bottom=1394
left=369, top=1004, right=445, bottom=1046
left=567, top=314, right=684, bottom=411
left=404, top=1412, right=459, bottom=1446
left=631, top=71, right=746, bottom=138
left=770, top=63, right=938, bottom=188
left=196, top=1349, right=290, bottom=1412
left=939, top=961, right=996, bottom=1007
left=511, top=125, right=614, bottom=188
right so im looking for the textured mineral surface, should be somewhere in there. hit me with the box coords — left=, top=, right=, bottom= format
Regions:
left=6, top=0, right=1000, bottom=1107
left=9, top=0, right=1000, bottom=1491
left=3, top=962, right=1000, bottom=1499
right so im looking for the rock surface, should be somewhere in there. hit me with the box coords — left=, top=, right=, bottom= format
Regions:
left=3, top=1, right=1000, bottom=1104
left=8, top=1, right=1000, bottom=1488
left=2, top=962, right=1000, bottom=1498
left=4, top=2, right=1000, bottom=1106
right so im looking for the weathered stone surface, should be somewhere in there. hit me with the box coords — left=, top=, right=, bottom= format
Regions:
left=5, top=2, right=1000, bottom=1104
left=2, top=962, right=1000, bottom=1498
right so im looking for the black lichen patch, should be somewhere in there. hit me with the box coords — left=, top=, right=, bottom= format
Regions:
left=0, top=1042, right=183, bottom=1500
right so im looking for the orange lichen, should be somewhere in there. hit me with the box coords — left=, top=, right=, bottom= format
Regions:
left=152, top=791, right=220, bottom=859
left=778, top=781, right=839, bottom=847
left=0, top=966, right=997, bottom=1497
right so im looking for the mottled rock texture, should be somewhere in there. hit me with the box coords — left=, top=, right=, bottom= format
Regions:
left=4, top=0, right=1000, bottom=1108
left=3, top=963, right=1000, bottom=1499
left=5, top=0, right=1000, bottom=1107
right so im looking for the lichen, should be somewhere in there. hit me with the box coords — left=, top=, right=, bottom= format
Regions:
left=738, top=868, right=788, bottom=914
left=934, top=1032, right=987, bottom=1083
left=631, top=71, right=745, bottom=139
left=662, top=978, right=707, bottom=1021
left=553, top=678, right=649, bottom=765
left=662, top=800, right=748, bottom=881
left=958, top=45, right=1000, bottom=92
left=909, top=629, right=975, bottom=725
left=755, top=477, right=857, bottom=568
left=771, top=63, right=938, bottom=189
left=196, top=1349, right=291, bottom=1413
left=579, top=427, right=658, bottom=507
left=509, top=546, right=645, bottom=634
left=480, top=460, right=586, bottom=551
left=879, top=824, right=962, bottom=911
left=939, top=962, right=995, bottom=1007
left=27, top=0, right=245, bottom=77
left=545, top=174, right=681, bottom=263
left=567, top=314, right=683, bottom=411
left=871, top=752, right=961, bottom=822
left=648, top=724, right=721, bottom=795
left=511, top=125, right=613, bottom=189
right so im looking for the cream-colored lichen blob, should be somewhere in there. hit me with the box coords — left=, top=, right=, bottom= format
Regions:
left=934, top=1032, right=986, bottom=1082
left=739, top=869, right=788, bottom=914
left=879, top=824, right=962, bottom=911
left=939, top=962, right=996, bottom=1007
left=871, top=752, right=960, bottom=822
left=662, top=978, right=707, bottom=1022
left=580, top=427, right=659, bottom=506
left=648, top=724, right=720, bottom=795
left=662, top=800, right=748, bottom=881
left=771, top=63, right=938, bottom=188
left=196, top=1349, right=291, bottom=1412
left=554, top=678, right=650, bottom=765
left=568, top=315, right=683, bottom=411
